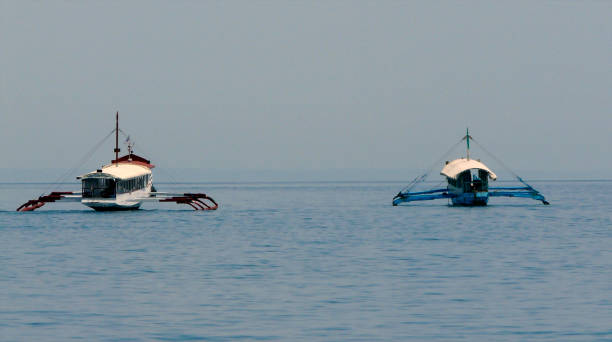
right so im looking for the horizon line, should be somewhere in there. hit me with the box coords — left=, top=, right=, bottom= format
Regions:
left=1, top=179, right=611, bottom=185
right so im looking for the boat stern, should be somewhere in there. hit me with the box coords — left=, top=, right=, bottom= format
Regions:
left=451, top=191, right=489, bottom=206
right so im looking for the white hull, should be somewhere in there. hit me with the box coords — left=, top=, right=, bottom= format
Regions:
left=82, top=187, right=150, bottom=211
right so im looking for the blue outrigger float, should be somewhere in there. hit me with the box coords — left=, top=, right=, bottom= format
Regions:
left=393, top=130, right=549, bottom=206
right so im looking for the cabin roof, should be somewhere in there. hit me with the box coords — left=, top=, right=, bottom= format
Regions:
left=82, top=163, right=152, bottom=180
left=101, top=163, right=152, bottom=179
left=440, top=158, right=497, bottom=180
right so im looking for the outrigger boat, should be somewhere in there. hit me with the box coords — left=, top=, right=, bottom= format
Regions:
left=17, top=113, right=218, bottom=212
left=393, top=129, right=549, bottom=207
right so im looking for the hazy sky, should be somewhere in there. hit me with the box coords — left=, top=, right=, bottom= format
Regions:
left=1, top=1, right=610, bottom=179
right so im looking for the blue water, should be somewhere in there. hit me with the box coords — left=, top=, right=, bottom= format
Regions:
left=1, top=181, right=611, bottom=341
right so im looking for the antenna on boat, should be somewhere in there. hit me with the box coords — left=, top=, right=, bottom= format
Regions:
left=114, top=111, right=120, bottom=166
left=126, top=135, right=133, bottom=161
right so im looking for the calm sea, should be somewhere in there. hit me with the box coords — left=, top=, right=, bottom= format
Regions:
left=1, top=181, right=610, bottom=341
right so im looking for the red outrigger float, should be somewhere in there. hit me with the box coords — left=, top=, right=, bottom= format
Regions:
left=17, top=113, right=219, bottom=212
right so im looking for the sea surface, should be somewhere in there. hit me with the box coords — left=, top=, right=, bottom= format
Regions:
left=0, top=181, right=610, bottom=341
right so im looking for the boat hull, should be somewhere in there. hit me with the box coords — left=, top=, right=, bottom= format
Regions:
left=86, top=203, right=141, bottom=211
left=81, top=189, right=148, bottom=211
left=451, top=191, right=489, bottom=206
left=82, top=200, right=142, bottom=211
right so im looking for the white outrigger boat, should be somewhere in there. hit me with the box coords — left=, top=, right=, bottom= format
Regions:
left=17, top=113, right=218, bottom=212
left=393, top=129, right=549, bottom=207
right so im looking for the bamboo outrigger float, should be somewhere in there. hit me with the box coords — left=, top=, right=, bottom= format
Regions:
left=393, top=129, right=549, bottom=207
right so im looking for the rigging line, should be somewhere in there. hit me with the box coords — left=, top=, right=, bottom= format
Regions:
left=469, top=137, right=535, bottom=189
left=41, top=128, right=116, bottom=196
left=469, top=138, right=519, bottom=178
left=116, top=130, right=181, bottom=184
left=399, top=138, right=465, bottom=194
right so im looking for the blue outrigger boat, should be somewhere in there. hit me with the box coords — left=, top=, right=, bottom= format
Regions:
left=393, top=130, right=549, bottom=206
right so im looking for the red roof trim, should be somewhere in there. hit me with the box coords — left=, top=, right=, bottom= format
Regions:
left=111, top=154, right=155, bottom=169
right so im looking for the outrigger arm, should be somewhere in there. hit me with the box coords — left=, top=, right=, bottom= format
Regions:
left=392, top=188, right=456, bottom=206
left=143, top=192, right=219, bottom=210
left=488, top=176, right=549, bottom=204
left=488, top=187, right=549, bottom=204
left=16, top=192, right=82, bottom=211
left=17, top=191, right=219, bottom=211
left=393, top=185, right=549, bottom=206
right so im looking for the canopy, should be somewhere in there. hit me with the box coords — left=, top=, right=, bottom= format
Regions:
left=440, top=158, right=497, bottom=180
left=82, top=163, right=152, bottom=180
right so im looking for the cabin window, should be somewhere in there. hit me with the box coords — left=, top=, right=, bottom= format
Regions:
left=82, top=178, right=116, bottom=198
left=478, top=169, right=489, bottom=190
left=116, top=174, right=149, bottom=194
left=459, top=171, right=471, bottom=192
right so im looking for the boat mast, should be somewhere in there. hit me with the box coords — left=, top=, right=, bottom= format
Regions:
left=466, top=127, right=470, bottom=160
left=114, top=111, right=120, bottom=166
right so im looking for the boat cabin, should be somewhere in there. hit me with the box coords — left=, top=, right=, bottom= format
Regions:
left=82, top=174, right=116, bottom=198
left=440, top=158, right=497, bottom=206
left=80, top=160, right=152, bottom=199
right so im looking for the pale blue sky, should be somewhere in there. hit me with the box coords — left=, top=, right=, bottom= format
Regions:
left=1, top=1, right=610, bottom=180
